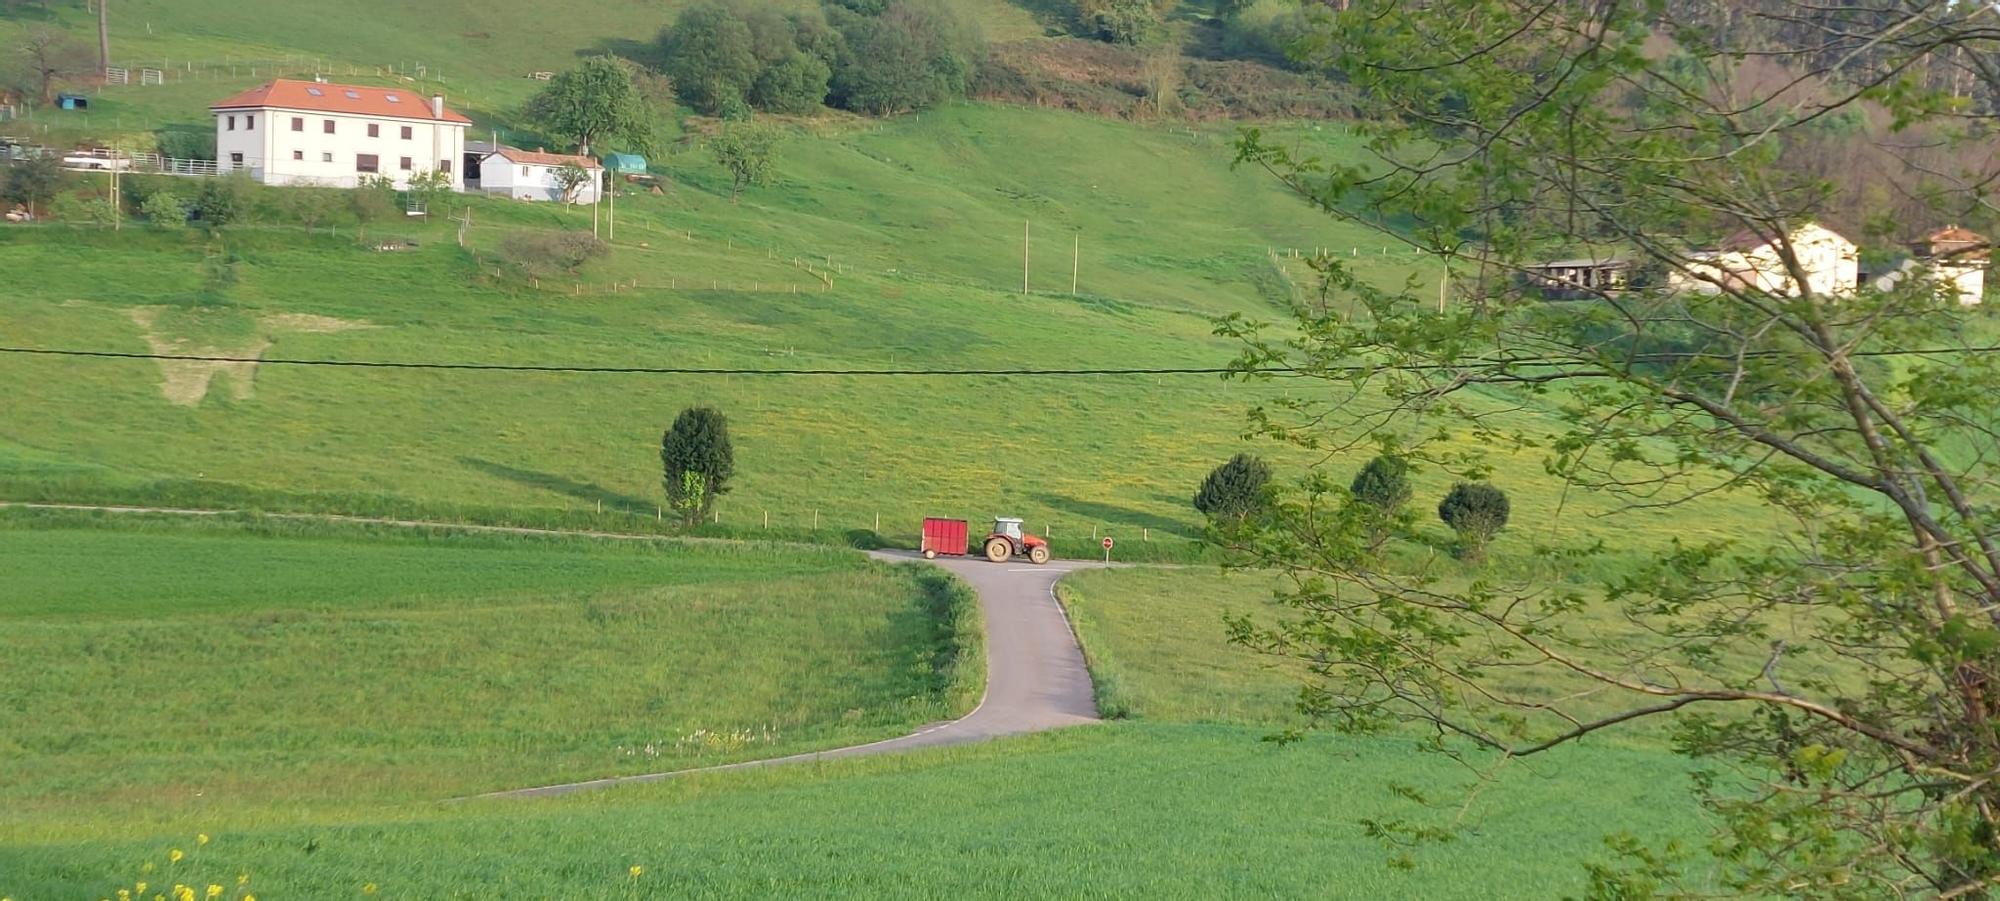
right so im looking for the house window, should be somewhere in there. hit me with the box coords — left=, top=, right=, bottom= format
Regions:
left=356, top=154, right=379, bottom=173
left=521, top=166, right=531, bottom=178
left=323, top=119, right=335, bottom=134
left=400, top=126, right=412, bottom=140
left=226, top=115, right=235, bottom=131
left=367, top=123, right=379, bottom=138
left=322, top=152, right=333, bottom=163
left=246, top=115, right=255, bottom=129
left=292, top=150, right=303, bottom=161
left=230, top=152, right=243, bottom=165
left=291, top=116, right=303, bottom=132
left=399, top=157, right=412, bottom=171
left=439, top=159, right=451, bottom=174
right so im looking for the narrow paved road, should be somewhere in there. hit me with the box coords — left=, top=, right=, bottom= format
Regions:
left=473, top=551, right=1103, bottom=799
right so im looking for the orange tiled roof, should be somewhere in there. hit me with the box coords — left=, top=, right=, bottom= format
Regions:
left=210, top=79, right=471, bottom=124
left=1926, top=225, right=1986, bottom=245
left=489, top=147, right=601, bottom=169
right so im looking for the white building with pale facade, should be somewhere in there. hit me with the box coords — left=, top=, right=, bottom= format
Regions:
left=1670, top=222, right=1859, bottom=298
left=474, top=147, right=602, bottom=203
left=209, top=79, right=470, bottom=190
left=1914, top=226, right=1988, bottom=306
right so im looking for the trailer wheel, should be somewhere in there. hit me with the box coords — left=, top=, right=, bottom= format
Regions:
left=1028, top=545, right=1050, bottom=565
left=985, top=537, right=1012, bottom=563
left=923, top=548, right=937, bottom=559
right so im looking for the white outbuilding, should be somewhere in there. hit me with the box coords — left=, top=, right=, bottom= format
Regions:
left=475, top=147, right=602, bottom=203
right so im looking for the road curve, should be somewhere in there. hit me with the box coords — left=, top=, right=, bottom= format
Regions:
left=467, top=550, right=1102, bottom=800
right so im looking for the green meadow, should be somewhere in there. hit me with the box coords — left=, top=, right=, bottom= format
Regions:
left=0, top=513, right=1710, bottom=898
left=0, top=102, right=1776, bottom=566
left=0, top=723, right=1705, bottom=899
left=0, top=511, right=981, bottom=835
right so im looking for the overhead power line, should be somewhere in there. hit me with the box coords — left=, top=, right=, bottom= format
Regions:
left=0, top=346, right=1273, bottom=376
left=0, top=342, right=1994, bottom=377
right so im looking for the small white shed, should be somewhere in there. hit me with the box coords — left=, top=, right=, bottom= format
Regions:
left=477, top=147, right=602, bottom=203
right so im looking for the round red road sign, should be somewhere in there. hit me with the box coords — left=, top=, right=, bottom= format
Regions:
left=1102, top=537, right=1115, bottom=550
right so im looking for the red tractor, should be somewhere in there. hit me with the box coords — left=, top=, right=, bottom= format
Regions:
left=982, top=517, right=1050, bottom=564
left=920, top=517, right=1051, bottom=564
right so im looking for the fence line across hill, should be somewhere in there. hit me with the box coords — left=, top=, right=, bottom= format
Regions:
left=538, top=497, right=1195, bottom=548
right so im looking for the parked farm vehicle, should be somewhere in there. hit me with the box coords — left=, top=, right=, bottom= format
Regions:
left=920, top=517, right=1051, bottom=564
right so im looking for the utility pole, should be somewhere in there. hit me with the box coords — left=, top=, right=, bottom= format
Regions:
left=1022, top=220, right=1030, bottom=294
left=1072, top=234, right=1079, bottom=296
left=97, top=0, right=111, bottom=77
left=109, top=143, right=121, bottom=231
left=606, top=163, right=615, bottom=242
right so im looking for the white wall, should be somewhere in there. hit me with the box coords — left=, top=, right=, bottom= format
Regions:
left=214, top=107, right=465, bottom=191
left=478, top=156, right=599, bottom=203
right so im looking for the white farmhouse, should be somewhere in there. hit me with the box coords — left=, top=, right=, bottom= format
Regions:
left=1671, top=222, right=1859, bottom=298
left=475, top=147, right=602, bottom=203
left=209, top=78, right=470, bottom=190
left=1915, top=226, right=1988, bottom=306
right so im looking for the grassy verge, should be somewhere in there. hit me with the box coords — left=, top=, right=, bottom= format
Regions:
left=0, top=511, right=980, bottom=835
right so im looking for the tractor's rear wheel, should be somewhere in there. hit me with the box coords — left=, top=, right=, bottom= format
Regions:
left=1027, top=545, right=1050, bottom=565
left=985, top=537, right=1012, bottom=563
left=923, top=548, right=938, bottom=559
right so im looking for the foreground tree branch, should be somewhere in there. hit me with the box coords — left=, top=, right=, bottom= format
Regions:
left=1223, top=0, right=2000, bottom=895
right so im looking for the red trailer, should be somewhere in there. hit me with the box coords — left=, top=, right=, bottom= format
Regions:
left=921, top=517, right=969, bottom=558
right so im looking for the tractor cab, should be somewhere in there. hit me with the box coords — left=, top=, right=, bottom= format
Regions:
left=983, top=517, right=1051, bottom=564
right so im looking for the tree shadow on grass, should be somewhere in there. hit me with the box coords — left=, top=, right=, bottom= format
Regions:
left=460, top=457, right=654, bottom=513
left=1031, top=492, right=1193, bottom=537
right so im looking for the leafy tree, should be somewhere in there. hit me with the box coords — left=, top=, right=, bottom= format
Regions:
left=153, top=126, right=217, bottom=162
left=1193, top=453, right=1271, bottom=523
left=1434, top=482, right=1508, bottom=560
left=827, top=0, right=978, bottom=115
left=1076, top=0, right=1161, bottom=45
left=750, top=52, right=830, bottom=114
left=708, top=124, right=778, bottom=204
left=1348, top=454, right=1410, bottom=552
left=1220, top=0, right=2000, bottom=893
left=523, top=56, right=654, bottom=155
left=499, top=230, right=607, bottom=282
left=551, top=163, right=594, bottom=204
left=193, top=172, right=252, bottom=228
left=659, top=2, right=761, bottom=115
left=1, top=155, right=61, bottom=218
left=349, top=175, right=396, bottom=238
left=660, top=406, right=734, bottom=525
left=140, top=190, right=188, bottom=228
left=280, top=188, right=340, bottom=235
left=404, top=169, right=454, bottom=217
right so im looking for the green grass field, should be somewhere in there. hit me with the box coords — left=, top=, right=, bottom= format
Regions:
left=0, top=511, right=980, bottom=837
left=0, top=512, right=1709, bottom=898
left=0, top=101, right=1776, bottom=569
left=0, top=723, right=1706, bottom=900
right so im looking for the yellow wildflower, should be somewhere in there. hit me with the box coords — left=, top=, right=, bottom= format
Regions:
left=630, top=865, right=644, bottom=878
left=120, top=892, right=132, bottom=901
left=197, top=834, right=210, bottom=847
left=362, top=883, right=378, bottom=895
left=174, top=886, right=194, bottom=901
left=237, top=875, right=248, bottom=886
left=136, top=884, right=148, bottom=895
left=168, top=850, right=184, bottom=864
left=244, top=896, right=256, bottom=901
left=206, top=886, right=222, bottom=898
